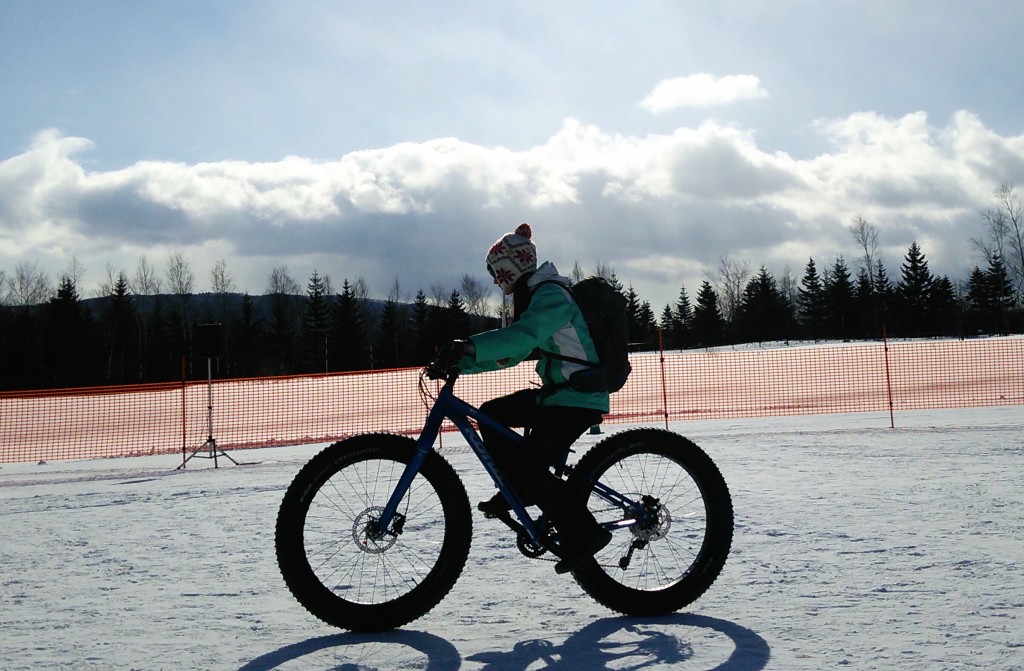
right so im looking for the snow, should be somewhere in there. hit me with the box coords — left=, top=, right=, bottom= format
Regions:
left=1, top=406, right=1022, bottom=670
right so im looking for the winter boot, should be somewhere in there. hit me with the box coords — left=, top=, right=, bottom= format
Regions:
left=529, top=472, right=612, bottom=574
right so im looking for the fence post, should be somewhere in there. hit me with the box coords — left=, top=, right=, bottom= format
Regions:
left=882, top=325, right=895, bottom=428
left=181, top=354, right=187, bottom=466
left=658, top=329, right=669, bottom=430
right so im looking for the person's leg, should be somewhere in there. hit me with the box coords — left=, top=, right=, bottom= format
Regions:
left=520, top=406, right=611, bottom=573
left=477, top=389, right=541, bottom=510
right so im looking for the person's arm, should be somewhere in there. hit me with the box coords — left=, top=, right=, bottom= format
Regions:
left=460, top=284, right=574, bottom=373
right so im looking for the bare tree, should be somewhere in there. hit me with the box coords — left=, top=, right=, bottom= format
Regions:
left=166, top=252, right=195, bottom=297
left=8, top=261, right=51, bottom=306
left=459, top=273, right=489, bottom=316
left=210, top=259, right=236, bottom=294
left=0, top=269, right=9, bottom=305
left=570, top=260, right=585, bottom=283
left=778, top=264, right=798, bottom=307
left=352, top=277, right=370, bottom=302
left=96, top=263, right=120, bottom=297
left=495, top=293, right=513, bottom=327
left=130, top=255, right=163, bottom=296
left=267, top=266, right=301, bottom=295
left=850, top=214, right=880, bottom=285
left=387, top=278, right=402, bottom=303
left=973, top=182, right=1024, bottom=298
left=594, top=261, right=616, bottom=281
left=705, top=254, right=751, bottom=323
left=63, top=256, right=86, bottom=289
left=428, top=281, right=449, bottom=307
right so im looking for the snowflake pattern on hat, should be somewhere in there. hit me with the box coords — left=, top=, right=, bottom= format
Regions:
left=485, top=223, right=538, bottom=294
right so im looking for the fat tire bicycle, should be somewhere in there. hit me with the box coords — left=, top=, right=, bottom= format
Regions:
left=275, top=362, right=734, bottom=631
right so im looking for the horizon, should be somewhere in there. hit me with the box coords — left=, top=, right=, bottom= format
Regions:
left=3, top=2, right=1024, bottom=310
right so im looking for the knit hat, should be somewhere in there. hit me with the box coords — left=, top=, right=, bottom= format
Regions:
left=486, top=223, right=537, bottom=294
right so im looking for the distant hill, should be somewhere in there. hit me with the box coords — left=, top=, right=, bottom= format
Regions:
left=79, top=292, right=390, bottom=323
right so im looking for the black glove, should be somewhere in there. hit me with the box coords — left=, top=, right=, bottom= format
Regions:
left=428, top=340, right=475, bottom=378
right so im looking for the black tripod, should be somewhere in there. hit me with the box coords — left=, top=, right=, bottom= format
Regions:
left=179, top=324, right=237, bottom=469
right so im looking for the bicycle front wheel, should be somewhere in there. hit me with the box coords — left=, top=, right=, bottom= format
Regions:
left=275, top=433, right=472, bottom=631
left=571, top=428, right=733, bottom=615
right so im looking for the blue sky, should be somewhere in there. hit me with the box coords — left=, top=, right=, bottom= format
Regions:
left=2, top=1, right=1023, bottom=311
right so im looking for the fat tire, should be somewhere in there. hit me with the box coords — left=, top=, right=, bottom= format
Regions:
left=275, top=433, right=472, bottom=631
left=571, top=428, right=732, bottom=615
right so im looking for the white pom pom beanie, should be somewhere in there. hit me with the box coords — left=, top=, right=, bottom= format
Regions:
left=485, top=223, right=538, bottom=294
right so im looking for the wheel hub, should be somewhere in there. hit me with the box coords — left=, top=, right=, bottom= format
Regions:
left=630, top=498, right=672, bottom=543
left=351, top=506, right=399, bottom=554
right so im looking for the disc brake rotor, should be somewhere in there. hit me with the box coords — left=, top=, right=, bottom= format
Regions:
left=351, top=506, right=399, bottom=554
left=631, top=501, right=672, bottom=543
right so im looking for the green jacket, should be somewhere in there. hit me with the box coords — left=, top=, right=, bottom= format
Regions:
left=460, top=262, right=610, bottom=412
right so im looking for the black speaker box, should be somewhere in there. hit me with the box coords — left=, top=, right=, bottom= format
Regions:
left=194, top=323, right=225, bottom=358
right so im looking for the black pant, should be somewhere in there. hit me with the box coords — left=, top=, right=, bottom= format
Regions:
left=479, top=389, right=603, bottom=544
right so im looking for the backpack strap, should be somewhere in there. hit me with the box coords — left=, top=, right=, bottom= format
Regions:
left=528, top=279, right=609, bottom=398
left=528, top=280, right=598, bottom=368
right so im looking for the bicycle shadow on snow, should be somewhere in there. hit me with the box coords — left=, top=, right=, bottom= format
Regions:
left=237, top=629, right=461, bottom=671
left=467, top=614, right=770, bottom=671
left=238, top=614, right=769, bottom=671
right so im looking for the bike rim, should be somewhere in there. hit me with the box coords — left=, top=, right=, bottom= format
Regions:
left=302, top=456, right=447, bottom=605
left=588, top=452, right=709, bottom=590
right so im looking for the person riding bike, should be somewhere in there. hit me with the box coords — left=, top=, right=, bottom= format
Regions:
left=440, top=222, right=612, bottom=574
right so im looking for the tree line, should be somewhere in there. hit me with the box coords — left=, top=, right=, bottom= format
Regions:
left=1, top=185, right=1021, bottom=392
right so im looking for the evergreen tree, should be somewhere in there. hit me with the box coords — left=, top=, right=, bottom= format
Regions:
left=624, top=285, right=642, bottom=346
left=967, top=254, right=1017, bottom=334
left=233, top=293, right=266, bottom=376
left=374, top=296, right=405, bottom=369
left=872, top=258, right=894, bottom=334
left=659, top=304, right=676, bottom=347
left=445, top=290, right=473, bottom=342
left=854, top=267, right=876, bottom=338
left=927, top=275, right=959, bottom=337
left=895, top=242, right=934, bottom=336
left=673, top=284, right=694, bottom=349
left=692, top=281, right=726, bottom=347
left=823, top=256, right=857, bottom=340
left=966, top=265, right=989, bottom=334
left=44, top=276, right=97, bottom=387
left=410, top=289, right=436, bottom=364
left=102, top=271, right=139, bottom=383
left=331, top=279, right=371, bottom=371
left=0, top=301, right=20, bottom=389
left=797, top=258, right=826, bottom=339
left=267, top=293, right=297, bottom=375
left=300, top=271, right=331, bottom=373
left=636, top=300, right=658, bottom=350
left=736, top=266, right=791, bottom=343
left=987, top=253, right=1016, bottom=333
left=2, top=302, right=42, bottom=389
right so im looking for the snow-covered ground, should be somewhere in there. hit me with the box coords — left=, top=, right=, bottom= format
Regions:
left=2, top=406, right=1021, bottom=670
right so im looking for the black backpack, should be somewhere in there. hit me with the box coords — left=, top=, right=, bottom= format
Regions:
left=535, top=276, right=632, bottom=393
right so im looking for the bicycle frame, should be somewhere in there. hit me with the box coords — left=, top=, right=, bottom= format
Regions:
left=377, top=372, right=651, bottom=547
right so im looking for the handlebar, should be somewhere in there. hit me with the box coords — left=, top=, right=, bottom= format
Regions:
left=424, top=361, right=461, bottom=385
left=424, top=342, right=468, bottom=384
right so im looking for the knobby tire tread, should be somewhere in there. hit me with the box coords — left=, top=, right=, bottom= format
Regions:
left=275, top=433, right=472, bottom=631
left=570, top=428, right=733, bottom=616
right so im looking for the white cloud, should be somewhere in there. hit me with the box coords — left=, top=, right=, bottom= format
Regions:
left=1, top=111, right=1021, bottom=309
left=640, top=74, right=769, bottom=113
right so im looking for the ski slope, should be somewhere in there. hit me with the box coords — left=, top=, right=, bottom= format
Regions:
left=1, top=406, right=1021, bottom=670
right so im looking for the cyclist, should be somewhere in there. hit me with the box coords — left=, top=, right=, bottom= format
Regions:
left=441, top=222, right=612, bottom=574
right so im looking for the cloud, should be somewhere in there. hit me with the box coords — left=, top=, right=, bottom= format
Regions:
left=1, top=111, right=1021, bottom=309
left=640, top=74, right=769, bottom=113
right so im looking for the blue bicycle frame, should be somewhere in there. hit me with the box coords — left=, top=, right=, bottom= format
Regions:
left=376, top=373, right=649, bottom=546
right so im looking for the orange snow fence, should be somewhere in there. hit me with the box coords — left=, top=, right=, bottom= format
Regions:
left=2, top=336, right=1021, bottom=464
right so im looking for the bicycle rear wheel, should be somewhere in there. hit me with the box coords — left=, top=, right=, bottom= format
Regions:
left=275, top=433, right=472, bottom=631
left=571, top=428, right=733, bottom=615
